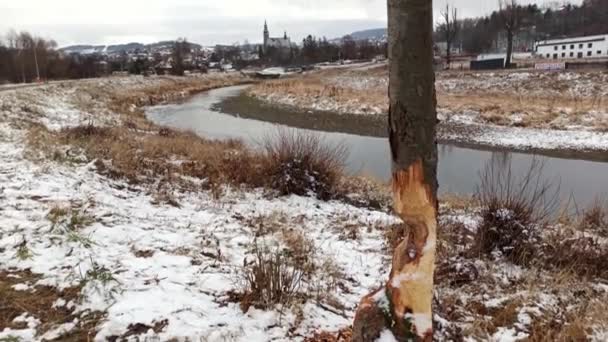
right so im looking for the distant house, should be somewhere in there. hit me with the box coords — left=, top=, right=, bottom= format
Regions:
left=155, top=61, right=173, bottom=75
left=535, top=34, right=608, bottom=60
left=435, top=42, right=462, bottom=56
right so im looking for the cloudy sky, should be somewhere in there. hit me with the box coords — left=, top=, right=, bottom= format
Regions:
left=0, top=0, right=582, bottom=47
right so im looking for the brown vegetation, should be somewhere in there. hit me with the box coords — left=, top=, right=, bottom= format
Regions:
left=28, top=120, right=366, bottom=205
left=580, top=198, right=608, bottom=236
left=240, top=243, right=309, bottom=311
left=249, top=68, right=608, bottom=132
left=235, top=214, right=348, bottom=316
left=0, top=270, right=104, bottom=341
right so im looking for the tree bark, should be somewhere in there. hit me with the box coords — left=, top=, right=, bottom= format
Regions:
left=352, top=0, right=438, bottom=341
left=506, top=29, right=513, bottom=68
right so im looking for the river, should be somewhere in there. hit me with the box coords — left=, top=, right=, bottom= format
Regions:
left=146, top=85, right=608, bottom=209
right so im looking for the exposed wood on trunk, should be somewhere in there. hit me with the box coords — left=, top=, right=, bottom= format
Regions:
left=352, top=0, right=438, bottom=340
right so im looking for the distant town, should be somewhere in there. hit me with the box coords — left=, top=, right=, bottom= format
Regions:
left=0, top=0, right=607, bottom=83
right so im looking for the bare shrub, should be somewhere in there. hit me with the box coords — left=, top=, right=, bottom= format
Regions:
left=63, top=123, right=111, bottom=140
left=281, top=230, right=346, bottom=313
left=542, top=233, right=608, bottom=280
left=435, top=257, right=479, bottom=287
left=526, top=291, right=607, bottom=341
left=261, top=129, right=348, bottom=200
left=241, top=242, right=307, bottom=311
left=280, top=229, right=316, bottom=272
left=472, top=158, right=559, bottom=264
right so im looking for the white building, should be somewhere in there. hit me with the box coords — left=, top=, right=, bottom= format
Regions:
left=535, top=34, right=608, bottom=60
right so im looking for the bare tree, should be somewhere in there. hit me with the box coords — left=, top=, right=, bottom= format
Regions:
left=171, top=38, right=189, bottom=76
left=353, top=0, right=438, bottom=340
left=499, top=0, right=521, bottom=68
left=440, top=3, right=460, bottom=69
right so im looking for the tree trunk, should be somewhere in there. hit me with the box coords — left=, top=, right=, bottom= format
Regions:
left=352, top=0, right=438, bottom=341
left=506, top=29, right=513, bottom=68
left=446, top=41, right=451, bottom=69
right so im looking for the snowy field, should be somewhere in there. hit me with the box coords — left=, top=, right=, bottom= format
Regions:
left=0, top=76, right=398, bottom=341
left=0, top=76, right=607, bottom=341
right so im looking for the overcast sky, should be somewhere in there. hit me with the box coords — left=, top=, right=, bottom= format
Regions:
left=0, top=0, right=582, bottom=47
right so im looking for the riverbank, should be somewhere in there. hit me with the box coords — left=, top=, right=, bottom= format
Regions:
left=216, top=90, right=608, bottom=162
left=1, top=76, right=607, bottom=341
left=245, top=67, right=608, bottom=156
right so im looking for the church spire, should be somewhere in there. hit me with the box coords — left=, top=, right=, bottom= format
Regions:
left=263, top=20, right=269, bottom=52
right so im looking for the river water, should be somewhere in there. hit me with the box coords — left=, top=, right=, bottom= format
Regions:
left=147, top=85, right=608, bottom=209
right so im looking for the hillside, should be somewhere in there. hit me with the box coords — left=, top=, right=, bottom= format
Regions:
left=349, top=28, right=387, bottom=41
left=59, top=41, right=203, bottom=55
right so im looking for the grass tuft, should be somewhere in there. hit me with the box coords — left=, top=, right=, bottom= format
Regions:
left=15, top=243, right=33, bottom=261
left=472, top=158, right=559, bottom=265
left=580, top=198, right=607, bottom=236
left=240, top=242, right=307, bottom=311
left=261, top=128, right=347, bottom=200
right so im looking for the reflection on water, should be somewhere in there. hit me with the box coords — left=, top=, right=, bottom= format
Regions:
left=146, top=85, right=608, bottom=209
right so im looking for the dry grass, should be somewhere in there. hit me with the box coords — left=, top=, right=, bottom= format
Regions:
left=74, top=126, right=251, bottom=186
left=525, top=287, right=607, bottom=341
left=334, top=176, right=391, bottom=210
left=249, top=72, right=386, bottom=114
left=0, top=270, right=104, bottom=341
left=445, top=93, right=604, bottom=129
left=304, top=329, right=352, bottom=342
left=239, top=242, right=308, bottom=311
left=28, top=122, right=363, bottom=204
left=250, top=68, right=608, bottom=131
left=580, top=198, right=608, bottom=236
left=541, top=231, right=608, bottom=280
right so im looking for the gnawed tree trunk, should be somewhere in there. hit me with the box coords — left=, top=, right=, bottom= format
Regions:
left=352, top=0, right=438, bottom=341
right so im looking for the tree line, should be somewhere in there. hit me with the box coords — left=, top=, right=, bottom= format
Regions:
left=0, top=30, right=81, bottom=83
left=257, top=35, right=387, bottom=67
left=437, top=0, right=608, bottom=55
left=0, top=31, right=201, bottom=83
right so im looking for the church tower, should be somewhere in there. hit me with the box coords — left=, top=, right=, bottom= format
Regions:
left=263, top=20, right=269, bottom=52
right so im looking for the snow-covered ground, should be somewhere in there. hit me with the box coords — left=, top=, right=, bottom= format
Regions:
left=439, top=113, right=608, bottom=153
left=0, top=131, right=396, bottom=340
left=0, top=76, right=399, bottom=341
left=1, top=76, right=607, bottom=341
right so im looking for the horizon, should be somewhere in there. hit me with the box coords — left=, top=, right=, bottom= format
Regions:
left=1, top=0, right=584, bottom=48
